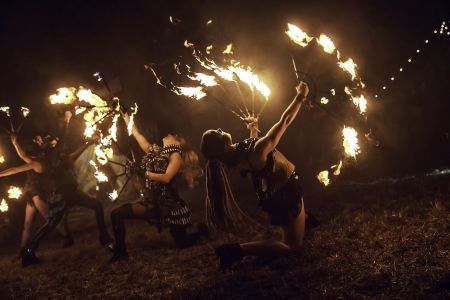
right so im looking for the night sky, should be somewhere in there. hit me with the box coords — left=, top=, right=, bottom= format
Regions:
left=0, top=0, right=449, bottom=190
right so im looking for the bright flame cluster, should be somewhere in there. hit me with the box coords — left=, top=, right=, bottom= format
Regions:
left=0, top=107, right=11, bottom=117
left=342, top=126, right=360, bottom=158
left=0, top=156, right=5, bottom=164
left=8, top=186, right=22, bottom=199
left=0, top=199, right=7, bottom=212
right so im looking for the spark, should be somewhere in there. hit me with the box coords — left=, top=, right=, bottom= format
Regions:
left=206, top=20, right=213, bottom=25
left=285, top=23, right=313, bottom=47
left=206, top=45, right=213, bottom=54
left=330, top=89, right=336, bottom=96
left=0, top=199, right=7, bottom=212
left=8, top=186, right=22, bottom=199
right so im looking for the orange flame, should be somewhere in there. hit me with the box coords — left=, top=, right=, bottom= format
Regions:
left=317, top=170, right=330, bottom=186
left=0, top=199, right=7, bottom=212
left=21, top=107, right=30, bottom=117
left=8, top=186, right=22, bottom=199
left=317, top=34, right=336, bottom=54
left=109, top=190, right=119, bottom=201
left=342, top=126, right=360, bottom=158
left=338, top=58, right=358, bottom=81
left=286, top=23, right=313, bottom=47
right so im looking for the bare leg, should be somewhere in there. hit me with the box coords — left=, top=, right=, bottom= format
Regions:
left=20, top=203, right=37, bottom=249
left=240, top=198, right=305, bottom=256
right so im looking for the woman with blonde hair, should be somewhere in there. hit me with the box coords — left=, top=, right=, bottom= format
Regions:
left=110, top=113, right=206, bottom=261
left=200, top=82, right=309, bottom=272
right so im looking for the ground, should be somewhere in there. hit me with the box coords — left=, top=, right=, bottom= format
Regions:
left=0, top=175, right=449, bottom=299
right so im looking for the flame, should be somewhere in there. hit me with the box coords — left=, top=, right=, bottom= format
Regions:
left=317, top=170, right=330, bottom=186
left=342, top=126, right=360, bottom=158
left=344, top=87, right=367, bottom=114
left=184, top=40, right=194, bottom=48
left=206, top=45, right=213, bottom=54
left=317, top=34, right=336, bottom=54
left=49, top=88, right=76, bottom=104
left=90, top=160, right=109, bottom=182
left=223, top=43, right=233, bottom=54
left=0, top=199, right=7, bottom=212
left=21, top=107, right=30, bottom=117
left=110, top=114, right=119, bottom=141
left=320, top=97, right=329, bottom=104
left=109, top=190, right=119, bottom=201
left=8, top=186, right=22, bottom=199
left=229, top=65, right=271, bottom=99
left=75, top=106, right=86, bottom=115
left=338, top=58, right=358, bottom=81
left=0, top=107, right=11, bottom=117
left=285, top=23, right=313, bottom=47
left=332, top=160, right=343, bottom=176
left=127, top=103, right=138, bottom=136
left=188, top=73, right=218, bottom=87
left=206, top=20, right=213, bottom=25
left=0, top=156, right=5, bottom=164
left=173, top=86, right=207, bottom=100
left=330, top=89, right=336, bottom=96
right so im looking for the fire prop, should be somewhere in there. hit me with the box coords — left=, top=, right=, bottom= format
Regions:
left=286, top=23, right=368, bottom=186
left=7, top=186, right=22, bottom=199
left=0, top=199, right=7, bottom=213
left=0, top=106, right=31, bottom=133
left=146, top=24, right=271, bottom=120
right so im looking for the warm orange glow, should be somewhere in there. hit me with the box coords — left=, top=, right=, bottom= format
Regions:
left=342, top=126, right=360, bottom=158
left=188, top=73, right=218, bottom=87
left=8, top=186, right=22, bottom=199
left=223, top=43, right=233, bottom=54
left=286, top=23, right=313, bottom=47
left=0, top=199, right=7, bottom=212
left=338, top=58, right=358, bottom=81
left=127, top=103, right=138, bottom=136
left=332, top=160, right=343, bottom=176
left=109, top=190, right=119, bottom=201
left=317, top=170, right=330, bottom=186
left=173, top=86, right=207, bottom=100
left=21, top=107, right=30, bottom=117
left=317, top=34, right=336, bottom=54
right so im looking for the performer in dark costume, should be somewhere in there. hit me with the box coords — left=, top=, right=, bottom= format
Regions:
left=200, top=82, right=309, bottom=272
left=9, top=135, right=112, bottom=267
left=109, top=113, right=206, bottom=261
left=5, top=134, right=71, bottom=255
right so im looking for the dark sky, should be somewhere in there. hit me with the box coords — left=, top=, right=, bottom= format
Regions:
left=0, top=0, right=449, bottom=189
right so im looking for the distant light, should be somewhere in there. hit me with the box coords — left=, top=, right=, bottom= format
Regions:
left=408, top=59, right=412, bottom=63
left=374, top=94, right=378, bottom=98
left=382, top=86, right=387, bottom=90
left=391, top=77, right=395, bottom=81
left=416, top=49, right=420, bottom=53
left=434, top=30, right=438, bottom=34
left=448, top=32, right=450, bottom=35
left=446, top=27, right=448, bottom=30
left=425, top=40, right=429, bottom=43
left=399, top=68, right=403, bottom=72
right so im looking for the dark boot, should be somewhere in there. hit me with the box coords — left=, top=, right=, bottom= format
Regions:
left=215, top=243, right=244, bottom=273
left=21, top=248, right=39, bottom=268
left=62, top=235, right=74, bottom=248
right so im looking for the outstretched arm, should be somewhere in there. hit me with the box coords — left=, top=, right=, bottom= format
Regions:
left=253, top=82, right=309, bottom=160
left=244, top=116, right=259, bottom=139
left=11, top=134, right=32, bottom=163
left=145, top=152, right=182, bottom=184
left=122, top=113, right=152, bottom=153
left=0, top=161, right=41, bottom=177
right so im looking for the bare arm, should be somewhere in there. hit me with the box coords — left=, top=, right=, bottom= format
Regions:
left=145, top=152, right=182, bottom=184
left=253, top=82, right=309, bottom=161
left=11, top=135, right=32, bottom=163
left=123, top=113, right=152, bottom=153
left=244, top=116, right=259, bottom=139
left=0, top=161, right=42, bottom=177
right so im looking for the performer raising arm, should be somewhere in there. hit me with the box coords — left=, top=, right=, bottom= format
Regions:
left=200, top=81, right=309, bottom=272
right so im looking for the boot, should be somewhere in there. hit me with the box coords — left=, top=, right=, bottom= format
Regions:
left=21, top=248, right=39, bottom=268
left=62, top=235, right=74, bottom=248
left=109, top=244, right=129, bottom=263
left=215, top=243, right=244, bottom=273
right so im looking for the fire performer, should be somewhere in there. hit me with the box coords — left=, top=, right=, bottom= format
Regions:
left=109, top=113, right=206, bottom=262
left=200, top=81, right=309, bottom=272
left=13, top=134, right=112, bottom=267
left=5, top=134, right=72, bottom=256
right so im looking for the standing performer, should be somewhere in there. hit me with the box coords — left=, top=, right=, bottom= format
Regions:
left=200, top=82, right=309, bottom=272
left=109, top=113, right=206, bottom=261
left=7, top=134, right=71, bottom=255
left=7, top=135, right=111, bottom=267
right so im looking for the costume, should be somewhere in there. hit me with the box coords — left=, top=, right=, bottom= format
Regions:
left=238, top=138, right=303, bottom=226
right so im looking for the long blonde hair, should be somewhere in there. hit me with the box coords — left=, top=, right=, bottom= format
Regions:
left=176, top=136, right=203, bottom=189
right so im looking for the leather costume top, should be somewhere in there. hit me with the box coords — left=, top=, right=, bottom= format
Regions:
left=139, top=144, right=190, bottom=227
left=238, top=138, right=303, bottom=225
